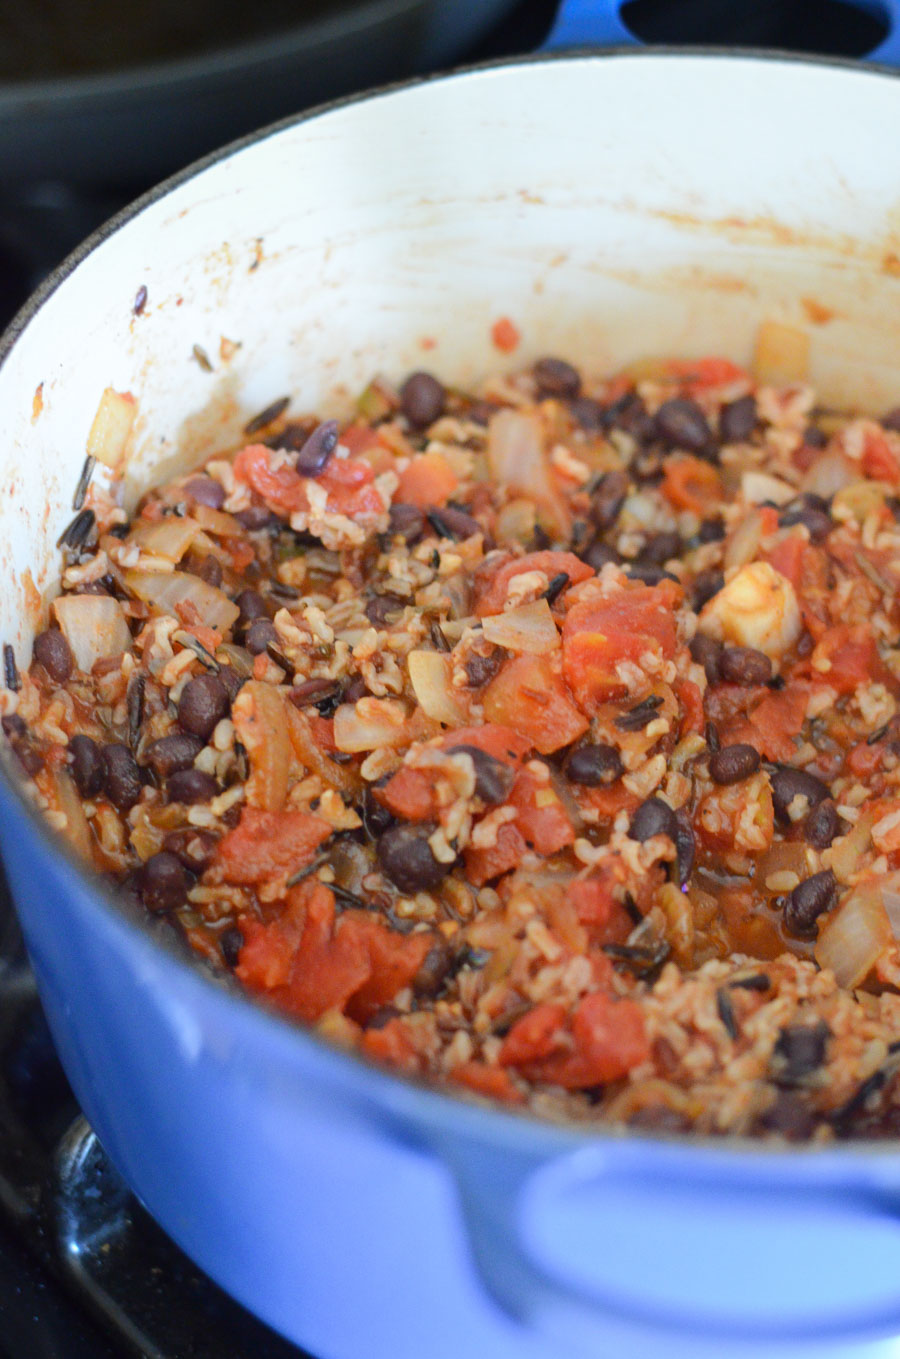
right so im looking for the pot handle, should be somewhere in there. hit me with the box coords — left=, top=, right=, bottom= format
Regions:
left=440, top=1135, right=900, bottom=1356
left=542, top=0, right=900, bottom=68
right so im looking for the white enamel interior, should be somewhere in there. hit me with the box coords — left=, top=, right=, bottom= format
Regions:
left=3, top=53, right=900, bottom=660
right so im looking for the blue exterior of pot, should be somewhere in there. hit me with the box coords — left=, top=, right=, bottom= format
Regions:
left=6, top=11, right=900, bottom=1354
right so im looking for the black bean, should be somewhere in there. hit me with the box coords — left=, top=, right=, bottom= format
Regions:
left=388, top=503, right=426, bottom=543
left=564, top=743, right=624, bottom=786
left=759, top=1090, right=816, bottom=1140
left=361, top=785, right=395, bottom=839
left=447, top=744, right=515, bottom=805
left=771, top=766, right=830, bottom=823
left=638, top=531, right=681, bottom=567
left=235, top=506, right=279, bottom=531
left=719, top=393, right=757, bottom=443
left=697, top=517, right=725, bottom=544
left=217, top=665, right=245, bottom=704
left=400, top=372, right=445, bottom=428
left=654, top=397, right=712, bottom=453
left=190, top=552, right=223, bottom=589
left=133, top=284, right=148, bottom=315
left=245, top=619, right=279, bottom=655
left=581, top=539, right=621, bottom=572
left=674, top=819, right=695, bottom=887
left=772, top=1020, right=831, bottom=1083
left=234, top=589, right=268, bottom=623
left=719, top=645, right=772, bottom=686
left=466, top=399, right=499, bottom=426
left=183, top=475, right=226, bottom=510
left=163, top=827, right=218, bottom=873
left=624, top=563, right=678, bottom=586
left=534, top=356, right=581, bottom=398
left=465, top=650, right=505, bottom=688
left=691, top=569, right=724, bottom=611
left=2, top=713, right=25, bottom=738
left=804, top=799, right=841, bottom=849
left=689, top=634, right=722, bottom=685
left=783, top=869, right=837, bottom=937
left=778, top=504, right=832, bottom=543
left=68, top=734, right=104, bottom=796
left=883, top=408, right=900, bottom=432
left=589, top=469, right=629, bottom=529
left=295, top=419, right=340, bottom=476
left=803, top=423, right=829, bottom=447
left=629, top=446, right=666, bottom=484
left=14, top=742, right=43, bottom=776
left=542, top=572, right=570, bottom=605
left=412, top=935, right=455, bottom=997
left=290, top=678, right=341, bottom=710
left=614, top=695, right=664, bottom=731
left=342, top=676, right=369, bottom=704
left=606, top=392, right=656, bottom=442
left=365, top=593, right=406, bottom=627
left=167, top=768, right=219, bottom=805
left=427, top=504, right=482, bottom=541
left=177, top=673, right=230, bottom=740
left=709, top=743, right=761, bottom=785
left=32, top=629, right=73, bottom=683
left=377, top=823, right=451, bottom=893
left=143, top=733, right=203, bottom=779
left=568, top=396, right=604, bottom=430
left=220, top=925, right=244, bottom=969
left=101, top=743, right=142, bottom=810
left=630, top=796, right=678, bottom=843
left=244, top=396, right=290, bottom=436
left=141, top=851, right=189, bottom=914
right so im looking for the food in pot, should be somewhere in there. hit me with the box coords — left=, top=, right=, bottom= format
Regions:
left=9, top=343, right=900, bottom=1140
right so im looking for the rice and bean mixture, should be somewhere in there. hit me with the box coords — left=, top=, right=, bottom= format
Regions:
left=9, top=347, right=900, bottom=1141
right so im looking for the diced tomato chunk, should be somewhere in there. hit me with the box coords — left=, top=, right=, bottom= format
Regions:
left=862, top=428, right=900, bottom=482
left=394, top=451, right=457, bottom=508
left=765, top=531, right=807, bottom=591
left=450, top=1062, right=525, bottom=1103
left=439, top=723, right=533, bottom=763
left=233, top=442, right=304, bottom=512
left=213, top=806, right=332, bottom=884
left=810, top=625, right=887, bottom=696
left=562, top=582, right=679, bottom=711
left=509, top=767, right=574, bottom=855
left=375, top=766, right=437, bottom=821
left=340, top=913, right=433, bottom=1023
left=666, top=356, right=750, bottom=391
left=362, top=1018, right=421, bottom=1071
left=661, top=456, right=721, bottom=514
left=482, top=655, right=588, bottom=754
left=476, top=551, right=594, bottom=617
left=464, top=821, right=527, bottom=886
left=501, top=992, right=649, bottom=1090
left=491, top=316, right=520, bottom=353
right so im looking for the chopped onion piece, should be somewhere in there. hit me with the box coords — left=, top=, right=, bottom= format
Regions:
left=231, top=681, right=290, bottom=812
left=482, top=599, right=560, bottom=654
left=883, top=887, right=900, bottom=939
left=801, top=447, right=855, bottom=499
left=487, top=408, right=568, bottom=533
left=124, top=570, right=239, bottom=632
left=741, top=471, right=795, bottom=507
left=53, top=594, right=132, bottom=671
left=333, top=699, right=409, bottom=753
left=130, top=516, right=200, bottom=562
left=53, top=768, right=94, bottom=860
left=753, top=319, right=810, bottom=385
left=192, top=504, right=244, bottom=537
left=407, top=651, right=467, bottom=725
left=814, top=887, right=891, bottom=988
left=86, top=388, right=137, bottom=468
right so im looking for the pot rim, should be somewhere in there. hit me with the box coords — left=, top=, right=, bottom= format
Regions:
left=4, top=43, right=900, bottom=1160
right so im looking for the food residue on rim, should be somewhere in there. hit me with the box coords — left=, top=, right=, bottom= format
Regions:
left=801, top=298, right=836, bottom=326
left=31, top=383, right=43, bottom=422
